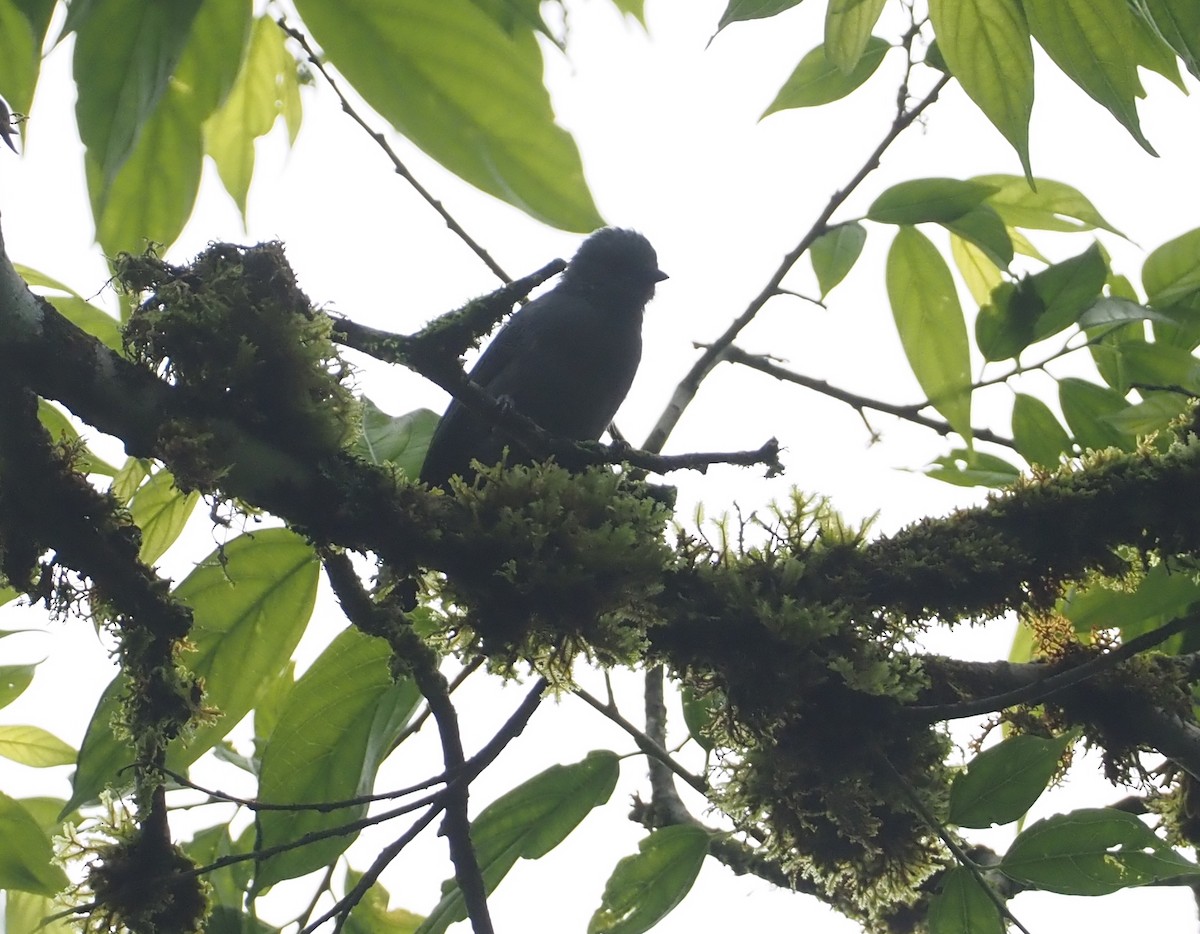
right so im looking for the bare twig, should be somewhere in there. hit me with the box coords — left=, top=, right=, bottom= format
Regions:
left=721, top=345, right=1017, bottom=449
left=276, top=17, right=512, bottom=284
left=641, top=73, right=952, bottom=455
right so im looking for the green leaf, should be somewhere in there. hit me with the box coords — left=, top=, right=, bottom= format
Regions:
left=6, top=890, right=76, bottom=934
left=1002, top=808, right=1200, bottom=894
left=129, top=468, right=200, bottom=565
left=254, top=627, right=421, bottom=890
left=869, top=178, right=999, bottom=225
left=1104, top=393, right=1191, bottom=437
left=975, top=281, right=1036, bottom=362
left=1062, top=561, right=1200, bottom=642
left=66, top=529, right=319, bottom=814
left=1143, top=227, right=1200, bottom=309
left=809, top=222, right=866, bottom=298
left=1128, top=0, right=1186, bottom=89
left=824, top=0, right=887, bottom=72
left=973, top=174, right=1123, bottom=235
left=1145, top=0, right=1200, bottom=80
left=292, top=0, right=602, bottom=232
left=928, top=868, right=1004, bottom=934
left=761, top=37, right=888, bottom=114
left=1058, top=377, right=1135, bottom=452
left=588, top=825, right=711, bottom=934
left=950, top=234, right=1002, bottom=306
left=1028, top=242, right=1108, bottom=340
left=36, top=400, right=119, bottom=477
left=680, top=684, right=721, bottom=753
left=928, top=0, right=1034, bottom=179
left=0, top=0, right=39, bottom=120
left=0, top=662, right=36, bottom=710
left=111, top=457, right=154, bottom=504
left=886, top=227, right=972, bottom=442
left=345, top=871, right=424, bottom=933
left=352, top=401, right=440, bottom=477
left=417, top=750, right=620, bottom=934
left=172, top=0, right=253, bottom=123
left=43, top=295, right=123, bottom=352
left=1078, top=296, right=1172, bottom=329
left=1022, top=0, right=1155, bottom=154
left=204, top=16, right=294, bottom=218
left=950, top=733, right=1074, bottom=828
left=91, top=81, right=204, bottom=256
left=1011, top=393, right=1073, bottom=467
left=1119, top=341, right=1200, bottom=394
left=924, top=449, right=1021, bottom=488
left=941, top=206, right=1013, bottom=268
left=0, top=792, right=69, bottom=895
left=716, top=0, right=804, bottom=31
left=73, top=0, right=204, bottom=189
left=0, top=725, right=76, bottom=767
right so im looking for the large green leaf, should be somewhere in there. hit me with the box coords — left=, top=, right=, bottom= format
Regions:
left=352, top=401, right=440, bottom=478
left=824, top=0, right=887, bottom=72
left=0, top=793, right=68, bottom=895
left=204, top=16, right=295, bottom=218
left=0, top=725, right=76, bottom=767
left=172, top=0, right=254, bottom=124
left=1143, top=227, right=1200, bottom=309
left=0, top=662, right=36, bottom=709
left=1022, top=0, right=1155, bottom=154
left=924, top=449, right=1021, bottom=488
left=1058, top=377, right=1135, bottom=452
left=949, top=733, right=1074, bottom=828
left=941, top=206, right=1013, bottom=268
left=928, top=0, right=1034, bottom=179
left=0, top=0, right=39, bottom=119
left=65, top=529, right=319, bottom=814
left=90, top=81, right=204, bottom=256
left=292, top=0, right=602, bottom=231
left=73, top=0, right=205, bottom=189
left=1027, top=242, right=1108, bottom=340
left=1145, top=0, right=1200, bottom=79
left=950, top=234, right=1003, bottom=306
left=129, top=468, right=200, bottom=565
left=254, top=627, right=421, bottom=890
left=417, top=750, right=620, bottom=934
left=869, top=178, right=999, bottom=225
left=761, top=36, right=889, bottom=114
left=927, top=868, right=1004, bottom=934
left=973, top=175, right=1122, bottom=235
left=886, top=226, right=972, bottom=442
left=1011, top=393, right=1072, bottom=467
left=588, top=825, right=710, bottom=934
left=1002, top=808, right=1200, bottom=894
left=1062, top=559, right=1200, bottom=643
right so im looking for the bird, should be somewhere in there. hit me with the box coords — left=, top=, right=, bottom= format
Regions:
left=419, top=227, right=667, bottom=487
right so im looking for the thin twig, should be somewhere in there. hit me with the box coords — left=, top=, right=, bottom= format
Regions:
left=641, top=73, right=951, bottom=455
left=573, top=685, right=707, bottom=794
left=276, top=17, right=512, bottom=284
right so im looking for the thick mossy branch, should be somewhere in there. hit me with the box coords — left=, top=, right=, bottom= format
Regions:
left=119, top=242, right=360, bottom=461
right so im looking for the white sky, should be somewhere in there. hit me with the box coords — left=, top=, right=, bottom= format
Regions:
left=2, top=1, right=1200, bottom=931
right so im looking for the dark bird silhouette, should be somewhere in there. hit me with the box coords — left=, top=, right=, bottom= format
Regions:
left=420, top=227, right=667, bottom=487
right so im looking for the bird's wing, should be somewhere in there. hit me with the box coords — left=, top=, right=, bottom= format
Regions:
left=463, top=301, right=543, bottom=390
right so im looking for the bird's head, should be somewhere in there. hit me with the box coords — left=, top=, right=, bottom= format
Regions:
left=561, top=227, right=668, bottom=307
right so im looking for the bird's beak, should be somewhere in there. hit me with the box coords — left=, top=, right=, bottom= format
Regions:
left=654, top=269, right=669, bottom=282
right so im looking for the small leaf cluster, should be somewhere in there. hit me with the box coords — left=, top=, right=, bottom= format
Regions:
left=430, top=462, right=674, bottom=675
left=119, top=242, right=360, bottom=461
